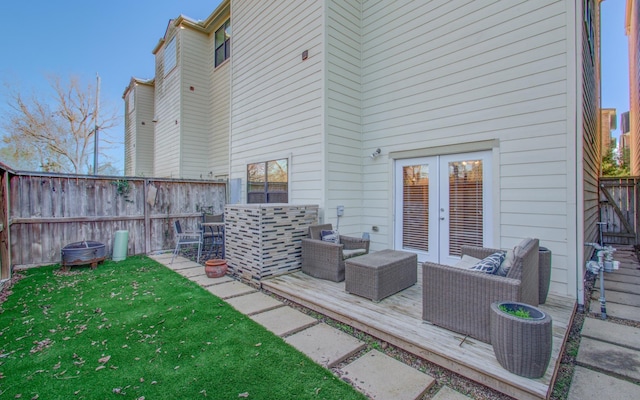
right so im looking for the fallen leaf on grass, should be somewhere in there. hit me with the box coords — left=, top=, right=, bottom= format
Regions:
left=29, top=339, right=52, bottom=354
left=95, top=366, right=106, bottom=371
left=98, top=355, right=111, bottom=364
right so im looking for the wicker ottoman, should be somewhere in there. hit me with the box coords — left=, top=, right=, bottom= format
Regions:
left=345, top=249, right=417, bottom=301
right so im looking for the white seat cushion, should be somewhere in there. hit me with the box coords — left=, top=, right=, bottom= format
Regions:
left=452, top=254, right=481, bottom=269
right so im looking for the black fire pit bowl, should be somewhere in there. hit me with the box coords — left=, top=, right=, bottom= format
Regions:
left=61, top=240, right=107, bottom=271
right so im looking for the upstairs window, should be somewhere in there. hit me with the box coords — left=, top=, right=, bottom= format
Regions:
left=215, top=19, right=230, bottom=67
left=127, top=90, right=135, bottom=113
left=164, top=36, right=177, bottom=75
left=247, top=159, right=288, bottom=203
left=583, top=0, right=595, bottom=64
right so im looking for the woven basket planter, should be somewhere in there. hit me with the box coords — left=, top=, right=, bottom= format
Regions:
left=538, top=247, right=552, bottom=304
left=490, top=301, right=552, bottom=378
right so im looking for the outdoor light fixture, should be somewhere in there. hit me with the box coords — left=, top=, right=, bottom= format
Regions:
left=370, top=148, right=381, bottom=159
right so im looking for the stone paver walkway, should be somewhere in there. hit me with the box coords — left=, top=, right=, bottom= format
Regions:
left=568, top=245, right=640, bottom=400
left=153, top=244, right=640, bottom=399
left=149, top=253, right=447, bottom=400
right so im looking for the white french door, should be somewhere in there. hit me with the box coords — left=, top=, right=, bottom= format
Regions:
left=394, top=151, right=492, bottom=264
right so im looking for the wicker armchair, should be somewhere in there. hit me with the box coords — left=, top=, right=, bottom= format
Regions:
left=301, top=224, right=370, bottom=282
left=422, top=238, right=539, bottom=343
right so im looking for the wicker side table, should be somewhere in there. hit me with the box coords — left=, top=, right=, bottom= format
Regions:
left=345, top=249, right=417, bottom=301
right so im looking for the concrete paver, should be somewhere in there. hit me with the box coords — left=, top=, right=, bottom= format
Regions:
left=161, top=257, right=199, bottom=270
left=285, top=323, right=366, bottom=367
left=339, top=350, right=434, bottom=400
left=176, top=266, right=208, bottom=278
left=591, top=289, right=640, bottom=307
left=568, top=366, right=640, bottom=400
left=615, top=267, right=640, bottom=277
left=589, top=300, right=640, bottom=322
left=596, top=279, right=639, bottom=294
left=576, top=337, right=640, bottom=382
left=206, top=281, right=257, bottom=299
left=148, top=252, right=173, bottom=261
left=604, top=273, right=640, bottom=285
left=191, top=273, right=233, bottom=287
left=574, top=248, right=640, bottom=400
left=250, top=306, right=317, bottom=337
left=581, top=317, right=640, bottom=350
left=225, top=291, right=284, bottom=315
left=431, top=386, right=473, bottom=400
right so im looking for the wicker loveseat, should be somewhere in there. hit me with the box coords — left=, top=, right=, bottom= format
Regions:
left=422, top=238, right=540, bottom=343
left=301, top=224, right=370, bottom=282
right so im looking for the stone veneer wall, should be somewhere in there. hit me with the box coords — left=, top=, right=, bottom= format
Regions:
left=224, top=204, right=319, bottom=286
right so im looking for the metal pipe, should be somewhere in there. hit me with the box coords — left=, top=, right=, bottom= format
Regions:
left=597, top=249, right=607, bottom=319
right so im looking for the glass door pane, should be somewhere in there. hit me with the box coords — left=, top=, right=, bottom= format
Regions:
left=439, top=151, right=492, bottom=265
left=402, top=164, right=429, bottom=252
left=394, top=157, right=438, bottom=263
left=447, top=159, right=484, bottom=257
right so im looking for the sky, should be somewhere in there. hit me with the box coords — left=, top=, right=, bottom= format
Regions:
left=0, top=0, right=632, bottom=173
left=0, top=0, right=222, bottom=174
left=601, top=0, right=631, bottom=142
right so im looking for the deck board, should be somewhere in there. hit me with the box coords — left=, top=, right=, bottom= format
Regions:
left=261, top=267, right=575, bottom=400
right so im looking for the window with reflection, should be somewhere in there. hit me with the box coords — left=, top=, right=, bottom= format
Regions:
left=215, top=19, right=230, bottom=67
left=247, top=159, right=288, bottom=203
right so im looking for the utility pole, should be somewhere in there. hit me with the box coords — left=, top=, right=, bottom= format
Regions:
left=94, top=73, right=100, bottom=175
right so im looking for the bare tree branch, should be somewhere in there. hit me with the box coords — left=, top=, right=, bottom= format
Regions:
left=0, top=74, right=120, bottom=174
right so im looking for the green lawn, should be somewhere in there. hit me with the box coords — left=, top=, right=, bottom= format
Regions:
left=0, top=257, right=366, bottom=399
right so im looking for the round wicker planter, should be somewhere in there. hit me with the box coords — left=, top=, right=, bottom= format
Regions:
left=490, top=301, right=552, bottom=378
left=205, top=259, right=228, bottom=278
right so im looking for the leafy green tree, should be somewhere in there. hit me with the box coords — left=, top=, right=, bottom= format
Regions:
left=601, top=141, right=629, bottom=177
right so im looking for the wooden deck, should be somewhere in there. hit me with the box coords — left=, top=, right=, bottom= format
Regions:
left=261, top=267, right=576, bottom=400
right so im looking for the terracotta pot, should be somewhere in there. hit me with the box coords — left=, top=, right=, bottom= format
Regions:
left=204, top=259, right=228, bottom=278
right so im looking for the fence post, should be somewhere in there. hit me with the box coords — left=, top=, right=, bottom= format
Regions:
left=144, top=178, right=151, bottom=254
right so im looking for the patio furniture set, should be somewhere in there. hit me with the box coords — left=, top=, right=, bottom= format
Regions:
left=301, top=224, right=553, bottom=378
left=171, top=213, right=225, bottom=264
left=170, top=217, right=553, bottom=379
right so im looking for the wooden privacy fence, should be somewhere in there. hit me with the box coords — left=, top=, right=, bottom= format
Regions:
left=599, top=177, right=640, bottom=246
left=0, top=163, right=226, bottom=278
